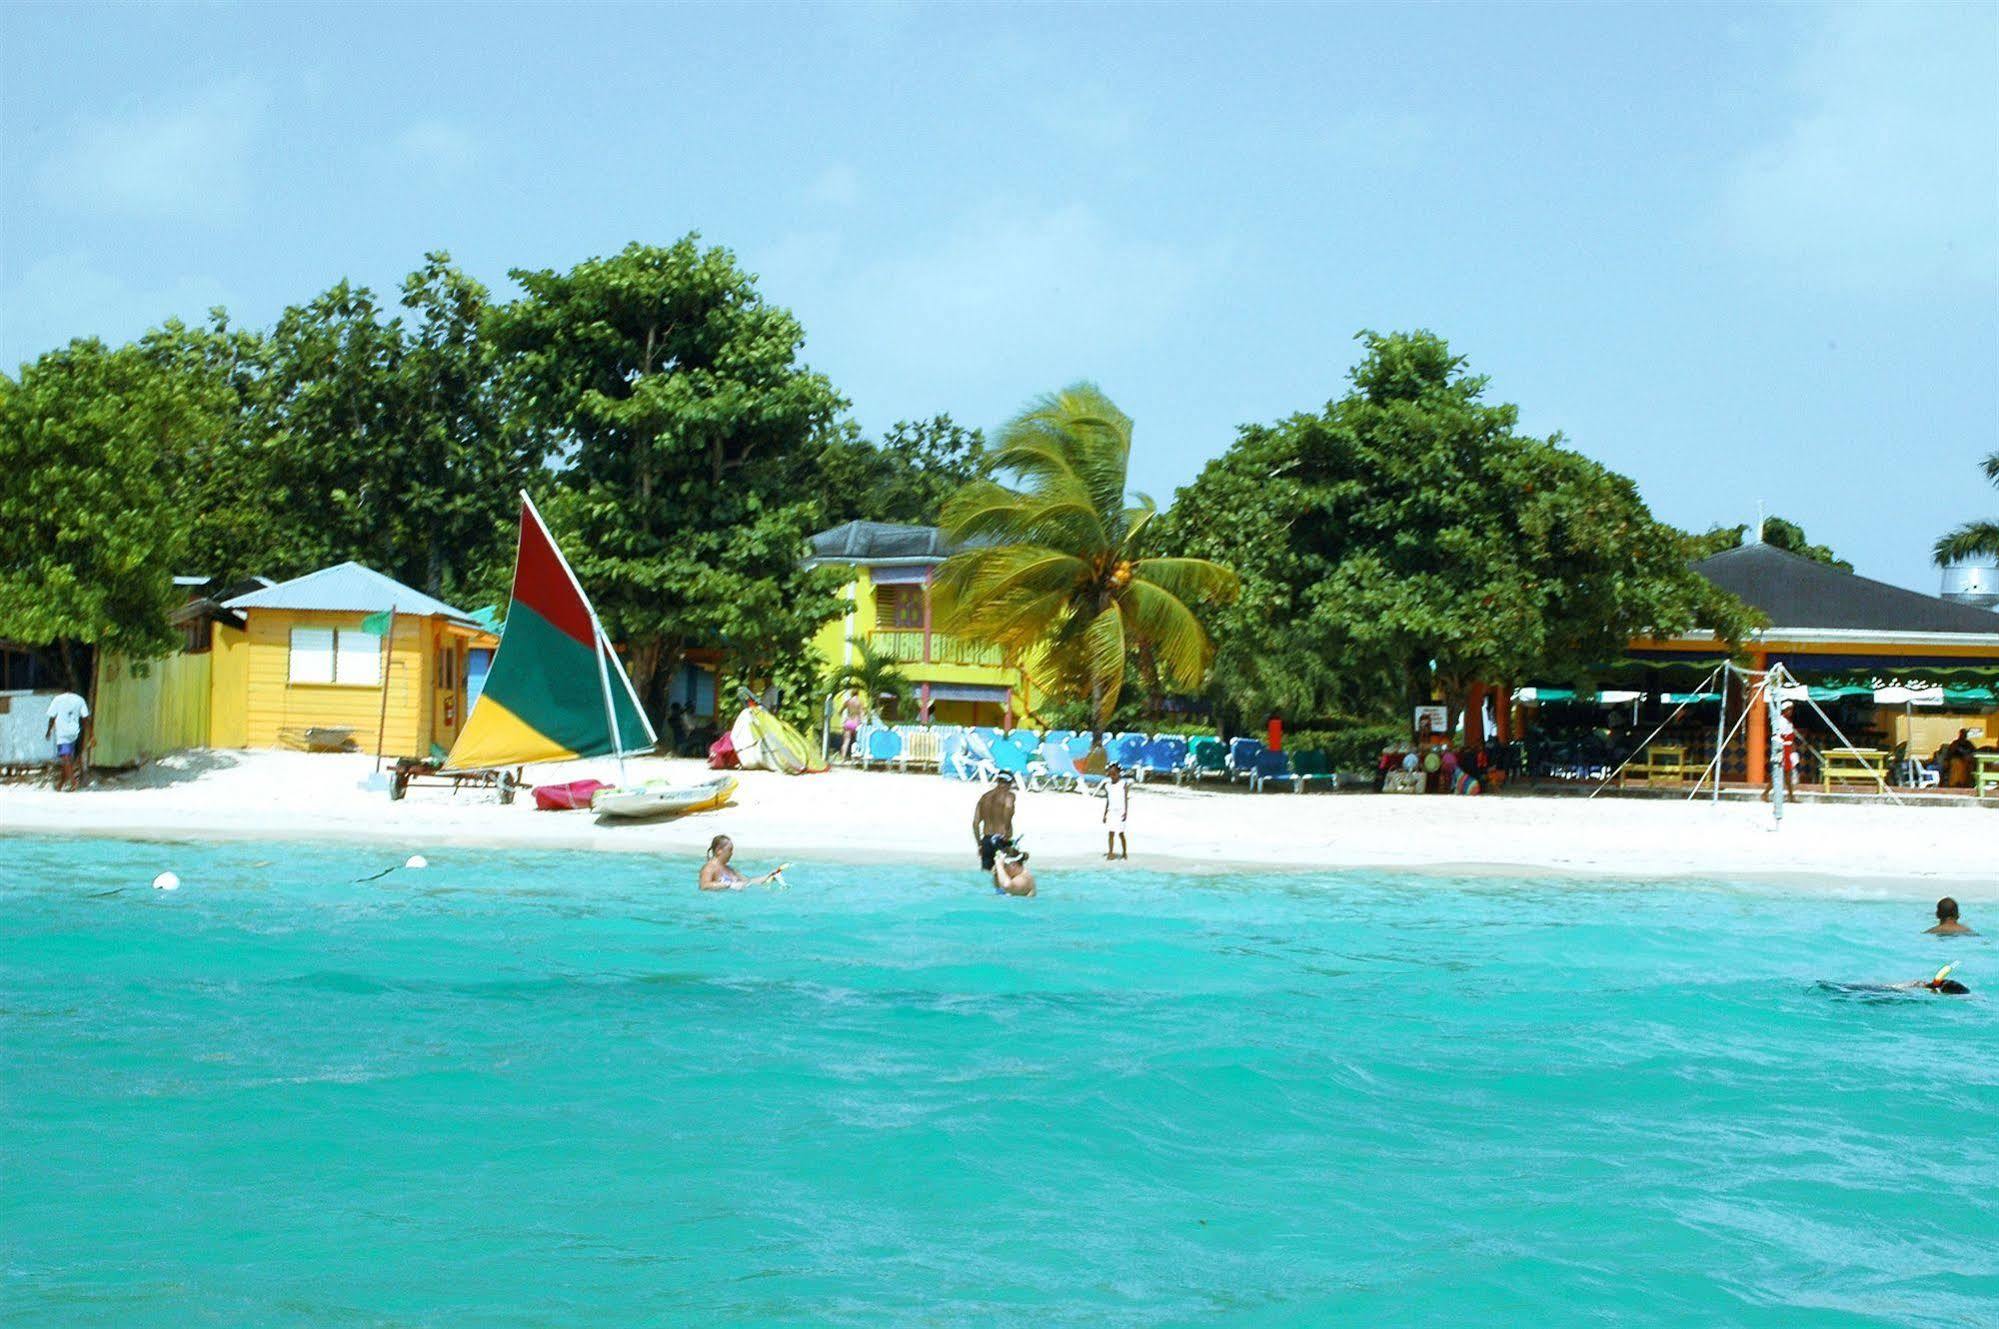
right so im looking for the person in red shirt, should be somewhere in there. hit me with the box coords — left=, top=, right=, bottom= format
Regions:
left=1266, top=711, right=1283, bottom=753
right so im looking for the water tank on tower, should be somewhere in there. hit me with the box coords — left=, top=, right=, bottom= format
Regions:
left=1940, top=559, right=1999, bottom=610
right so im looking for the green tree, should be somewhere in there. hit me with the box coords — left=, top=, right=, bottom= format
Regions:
left=1932, top=452, right=1999, bottom=566
left=0, top=339, right=224, bottom=684
left=819, top=414, right=989, bottom=525
left=394, top=253, right=538, bottom=604
left=1166, top=331, right=1751, bottom=730
left=259, top=254, right=532, bottom=602
left=491, top=237, right=848, bottom=721
left=934, top=384, right=1238, bottom=736
left=1693, top=515, right=1851, bottom=571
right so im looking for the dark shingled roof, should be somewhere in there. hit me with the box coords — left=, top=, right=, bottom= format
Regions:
left=1696, top=542, right=1999, bottom=635
left=806, top=520, right=970, bottom=564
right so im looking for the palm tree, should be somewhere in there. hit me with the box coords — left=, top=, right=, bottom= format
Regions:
left=933, top=384, right=1238, bottom=737
left=829, top=640, right=913, bottom=721
left=1934, top=452, right=1999, bottom=565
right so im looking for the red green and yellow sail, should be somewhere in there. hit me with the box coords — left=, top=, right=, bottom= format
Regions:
left=444, top=496, right=655, bottom=770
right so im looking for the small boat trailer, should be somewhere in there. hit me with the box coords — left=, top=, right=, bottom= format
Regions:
left=388, top=756, right=522, bottom=803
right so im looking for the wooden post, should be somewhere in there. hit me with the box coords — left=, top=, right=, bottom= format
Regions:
left=1494, top=685, right=1513, bottom=744
left=1466, top=683, right=1489, bottom=751
left=373, top=607, right=397, bottom=772
left=921, top=570, right=934, bottom=663
left=1744, top=649, right=1769, bottom=787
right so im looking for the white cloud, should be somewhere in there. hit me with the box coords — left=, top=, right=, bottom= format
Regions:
left=1, top=252, right=230, bottom=366
left=758, top=201, right=1225, bottom=383
left=1721, top=2, right=1998, bottom=288
left=36, top=78, right=266, bottom=222
left=393, top=120, right=478, bottom=183
left=806, top=162, right=863, bottom=208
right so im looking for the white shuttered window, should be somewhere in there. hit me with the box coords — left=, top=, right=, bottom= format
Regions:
left=289, top=627, right=384, bottom=685
left=288, top=628, right=336, bottom=683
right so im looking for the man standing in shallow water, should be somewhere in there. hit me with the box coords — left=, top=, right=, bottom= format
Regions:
left=1926, top=897, right=1977, bottom=935
left=973, top=772, right=1016, bottom=871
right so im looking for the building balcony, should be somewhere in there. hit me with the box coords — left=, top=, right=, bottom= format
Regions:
left=866, top=629, right=1004, bottom=669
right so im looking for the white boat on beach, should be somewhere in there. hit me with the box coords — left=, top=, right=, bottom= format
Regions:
left=591, top=775, right=738, bottom=821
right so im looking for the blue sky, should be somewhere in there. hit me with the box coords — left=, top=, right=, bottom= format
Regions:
left=4, top=1, right=1994, bottom=592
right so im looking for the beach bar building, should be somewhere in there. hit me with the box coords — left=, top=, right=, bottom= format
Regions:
left=804, top=521, right=1039, bottom=727
left=1618, top=542, right=1999, bottom=785
left=210, top=562, right=497, bottom=759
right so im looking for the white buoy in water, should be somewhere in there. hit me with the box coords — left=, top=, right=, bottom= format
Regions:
left=404, top=855, right=429, bottom=870
left=152, top=871, right=180, bottom=891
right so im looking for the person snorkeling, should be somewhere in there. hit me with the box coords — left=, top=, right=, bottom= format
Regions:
left=1892, top=964, right=1970, bottom=995
left=698, top=835, right=788, bottom=891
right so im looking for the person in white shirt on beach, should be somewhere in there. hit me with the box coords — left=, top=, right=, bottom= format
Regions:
left=44, top=690, right=91, bottom=792
left=1102, top=762, right=1130, bottom=860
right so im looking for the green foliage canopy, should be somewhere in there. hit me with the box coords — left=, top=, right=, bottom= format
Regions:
left=819, top=414, right=989, bottom=526
left=491, top=237, right=847, bottom=718
left=1165, top=331, right=1753, bottom=725
left=1693, top=515, right=1850, bottom=570
left=0, top=338, right=232, bottom=683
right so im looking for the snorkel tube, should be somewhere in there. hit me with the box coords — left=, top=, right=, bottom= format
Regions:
left=1923, top=963, right=1968, bottom=994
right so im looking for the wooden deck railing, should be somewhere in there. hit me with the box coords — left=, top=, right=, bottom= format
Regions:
left=866, top=629, right=1004, bottom=668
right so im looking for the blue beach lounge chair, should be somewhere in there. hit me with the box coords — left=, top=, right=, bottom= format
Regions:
left=1136, top=736, right=1187, bottom=782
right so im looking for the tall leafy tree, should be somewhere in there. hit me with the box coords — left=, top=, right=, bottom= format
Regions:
left=260, top=254, right=530, bottom=602
left=138, top=312, right=278, bottom=586
left=1933, top=452, right=1999, bottom=567
left=491, top=237, right=847, bottom=719
left=819, top=414, right=989, bottom=526
left=934, top=384, right=1238, bottom=736
left=0, top=340, right=225, bottom=684
left=1166, top=331, right=1752, bottom=729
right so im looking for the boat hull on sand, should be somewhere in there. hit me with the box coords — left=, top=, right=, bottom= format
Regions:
left=591, top=775, right=738, bottom=821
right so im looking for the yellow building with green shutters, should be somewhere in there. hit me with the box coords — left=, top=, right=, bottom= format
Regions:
left=805, top=521, right=1039, bottom=727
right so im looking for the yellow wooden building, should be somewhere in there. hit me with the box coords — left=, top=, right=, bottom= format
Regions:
left=210, top=562, right=497, bottom=758
left=804, top=521, right=1040, bottom=727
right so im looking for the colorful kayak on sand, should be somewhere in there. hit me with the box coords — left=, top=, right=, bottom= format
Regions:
left=444, top=495, right=656, bottom=771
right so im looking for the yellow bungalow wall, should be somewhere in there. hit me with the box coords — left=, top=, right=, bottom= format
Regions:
left=220, top=609, right=432, bottom=757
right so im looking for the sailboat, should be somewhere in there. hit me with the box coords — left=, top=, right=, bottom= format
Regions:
left=445, top=493, right=735, bottom=819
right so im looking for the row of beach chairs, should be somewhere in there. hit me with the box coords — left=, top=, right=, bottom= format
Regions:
left=849, top=725, right=1342, bottom=793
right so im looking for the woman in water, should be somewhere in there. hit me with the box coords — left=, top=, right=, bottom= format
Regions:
left=698, top=836, right=787, bottom=891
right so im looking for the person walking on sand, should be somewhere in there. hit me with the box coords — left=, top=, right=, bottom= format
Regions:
left=992, top=847, right=1036, bottom=897
left=1101, top=762, right=1130, bottom=860
left=838, top=688, right=866, bottom=762
left=973, top=771, right=1017, bottom=870
left=1926, top=897, right=1978, bottom=936
left=698, top=835, right=787, bottom=891
left=1763, top=701, right=1799, bottom=802
left=44, top=689, right=91, bottom=792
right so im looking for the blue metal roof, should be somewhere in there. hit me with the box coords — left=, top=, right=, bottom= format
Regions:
left=222, top=562, right=473, bottom=621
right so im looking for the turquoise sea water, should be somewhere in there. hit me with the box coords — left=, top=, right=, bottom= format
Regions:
left=2, top=835, right=1994, bottom=1327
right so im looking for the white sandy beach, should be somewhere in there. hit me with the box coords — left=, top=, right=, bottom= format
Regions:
left=0, top=748, right=1992, bottom=898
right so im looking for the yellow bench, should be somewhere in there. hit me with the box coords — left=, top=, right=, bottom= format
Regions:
left=1976, top=753, right=1999, bottom=797
left=1621, top=743, right=1693, bottom=786
left=1821, top=747, right=1888, bottom=792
